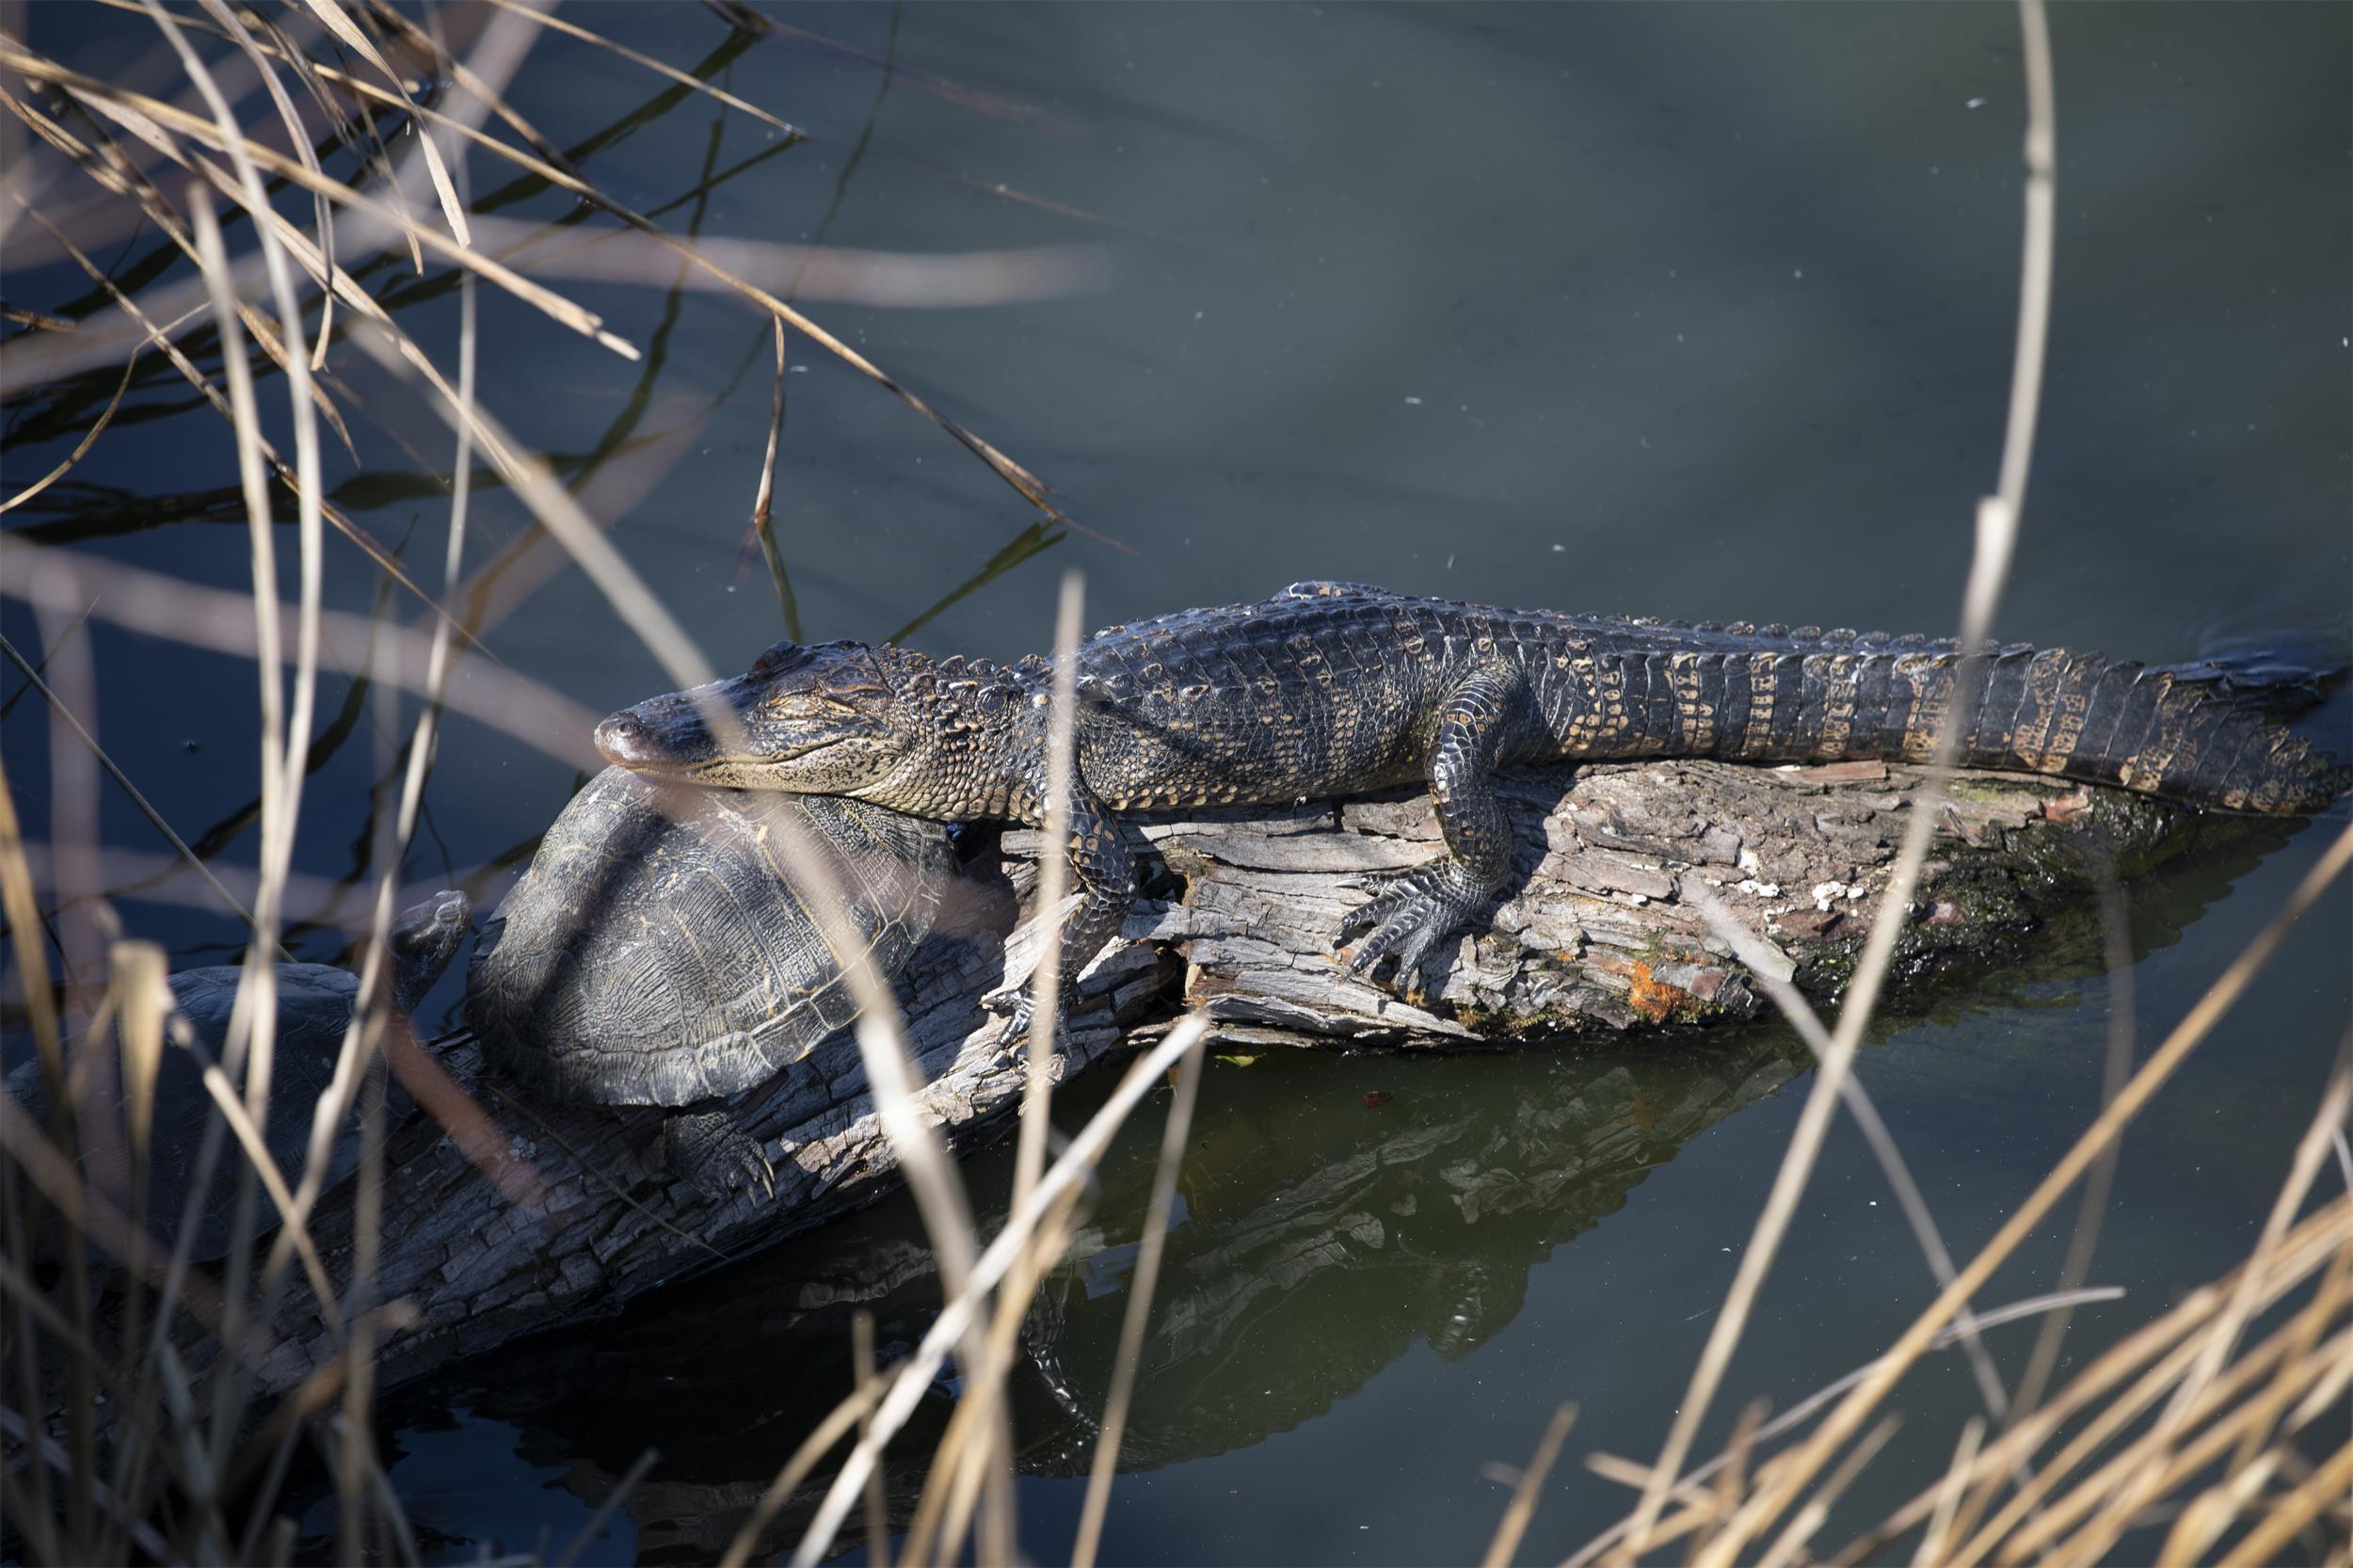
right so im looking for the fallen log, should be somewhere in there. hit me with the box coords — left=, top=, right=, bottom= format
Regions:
left=49, top=759, right=2272, bottom=1404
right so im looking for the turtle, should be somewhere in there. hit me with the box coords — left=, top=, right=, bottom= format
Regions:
left=4, top=889, right=472, bottom=1263
left=466, top=766, right=957, bottom=1201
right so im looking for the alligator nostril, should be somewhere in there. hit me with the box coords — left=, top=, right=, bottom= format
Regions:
left=594, top=712, right=643, bottom=761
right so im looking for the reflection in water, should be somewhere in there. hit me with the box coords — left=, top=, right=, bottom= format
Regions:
left=378, top=1037, right=1801, bottom=1560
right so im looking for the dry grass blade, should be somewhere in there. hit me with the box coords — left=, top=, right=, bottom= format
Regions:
left=285, top=0, right=470, bottom=246
left=788, top=1016, right=1215, bottom=1566
left=187, top=1060, right=346, bottom=1350
left=1690, top=1403, right=1765, bottom=1568
left=853, top=1310, right=892, bottom=1568
left=2004, top=863, right=2137, bottom=1444
left=748, top=315, right=792, bottom=617
left=36, top=593, right=105, bottom=1549
left=1482, top=1405, right=1578, bottom=1568
left=0, top=48, right=634, bottom=357
left=1016, top=571, right=1089, bottom=1199
left=1859, top=1207, right=2351, bottom=1568
left=188, top=0, right=338, bottom=367
left=0, top=302, right=75, bottom=329
left=1562, top=1288, right=2125, bottom=1568
left=2214, top=1441, right=2353, bottom=1568
left=473, top=215, right=1116, bottom=308
left=185, top=173, right=312, bottom=1478
left=1625, top=7, right=2057, bottom=1556
left=2046, top=1041, right=2353, bottom=1564
left=0, top=340, right=141, bottom=514
left=341, top=323, right=711, bottom=690
left=1913, top=1417, right=1985, bottom=1568
left=478, top=0, right=801, bottom=139
left=0, top=87, right=359, bottom=460
left=1722, top=820, right=2353, bottom=1565
left=717, top=1378, right=888, bottom=1566
left=1684, top=887, right=2014, bottom=1427
left=1, top=543, right=605, bottom=770
left=0, top=184, right=489, bottom=653
left=0, top=631, right=275, bottom=947
left=1753, top=1415, right=1901, bottom=1568
left=1070, top=1028, right=1210, bottom=1568
left=554, top=1446, right=659, bottom=1568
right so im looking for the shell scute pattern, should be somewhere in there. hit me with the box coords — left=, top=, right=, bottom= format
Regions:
left=471, top=767, right=954, bottom=1108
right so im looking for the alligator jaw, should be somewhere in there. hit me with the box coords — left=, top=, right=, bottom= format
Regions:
left=597, top=683, right=897, bottom=792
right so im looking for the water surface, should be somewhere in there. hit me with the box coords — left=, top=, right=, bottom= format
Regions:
left=4, top=3, right=2347, bottom=1562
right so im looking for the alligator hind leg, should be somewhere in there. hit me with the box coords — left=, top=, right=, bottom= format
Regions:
left=660, top=1106, right=775, bottom=1202
left=1340, top=669, right=1522, bottom=992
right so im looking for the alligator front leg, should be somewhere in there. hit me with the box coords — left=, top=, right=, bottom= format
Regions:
left=1341, top=668, right=1523, bottom=993
left=988, top=780, right=1137, bottom=1049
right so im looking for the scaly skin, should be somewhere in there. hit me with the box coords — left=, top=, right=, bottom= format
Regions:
left=596, top=583, right=2349, bottom=1036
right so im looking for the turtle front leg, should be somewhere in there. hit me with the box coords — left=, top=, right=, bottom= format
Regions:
left=660, top=1106, right=775, bottom=1202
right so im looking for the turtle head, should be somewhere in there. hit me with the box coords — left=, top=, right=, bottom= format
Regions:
left=596, top=639, right=931, bottom=797
left=387, top=889, right=472, bottom=1011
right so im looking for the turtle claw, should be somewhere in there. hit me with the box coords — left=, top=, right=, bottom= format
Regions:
left=663, top=1108, right=774, bottom=1204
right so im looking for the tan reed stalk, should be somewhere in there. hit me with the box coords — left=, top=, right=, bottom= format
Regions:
left=787, top=1016, right=1215, bottom=1565
left=0, top=48, right=634, bottom=356
left=282, top=0, right=468, bottom=245
left=1701, top=822, right=2353, bottom=1564
left=1685, top=886, right=2015, bottom=1424
left=1619, top=4, right=2056, bottom=1546
left=1563, top=1288, right=2128, bottom=1568
left=0, top=342, right=142, bottom=513
left=2062, top=1038, right=2353, bottom=1561
left=474, top=0, right=801, bottom=139
left=854, top=1309, right=894, bottom=1568
left=0, top=634, right=271, bottom=944
left=1913, top=1417, right=1986, bottom=1568
left=0, top=179, right=457, bottom=626
left=188, top=0, right=337, bottom=366
left=1482, top=1406, right=1579, bottom=1568
left=1070, top=1028, right=1210, bottom=1568
left=1, top=546, right=604, bottom=768
left=1837, top=1202, right=2353, bottom=1568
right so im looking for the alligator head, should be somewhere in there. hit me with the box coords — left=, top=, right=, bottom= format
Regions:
left=596, top=639, right=922, bottom=797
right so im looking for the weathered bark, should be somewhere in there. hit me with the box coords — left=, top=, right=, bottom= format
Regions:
left=104, top=760, right=2244, bottom=1400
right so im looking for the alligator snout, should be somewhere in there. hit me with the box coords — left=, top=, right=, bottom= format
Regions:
left=593, top=708, right=657, bottom=764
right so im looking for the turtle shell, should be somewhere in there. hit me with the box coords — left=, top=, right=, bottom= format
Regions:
left=469, top=767, right=955, bottom=1107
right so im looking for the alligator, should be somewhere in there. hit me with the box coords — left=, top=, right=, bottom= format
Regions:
left=594, top=582, right=2349, bottom=1038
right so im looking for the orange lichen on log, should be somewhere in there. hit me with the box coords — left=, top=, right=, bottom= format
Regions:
left=1626, top=960, right=1690, bottom=1024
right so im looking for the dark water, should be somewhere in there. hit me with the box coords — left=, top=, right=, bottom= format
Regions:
left=4, top=3, right=2348, bottom=1563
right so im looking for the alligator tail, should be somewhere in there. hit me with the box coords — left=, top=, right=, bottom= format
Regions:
left=1687, top=635, right=2349, bottom=814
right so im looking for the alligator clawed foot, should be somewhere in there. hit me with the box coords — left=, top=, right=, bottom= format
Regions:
left=983, top=980, right=1083, bottom=1058
left=1337, top=864, right=1485, bottom=998
left=981, top=985, right=1038, bottom=1056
